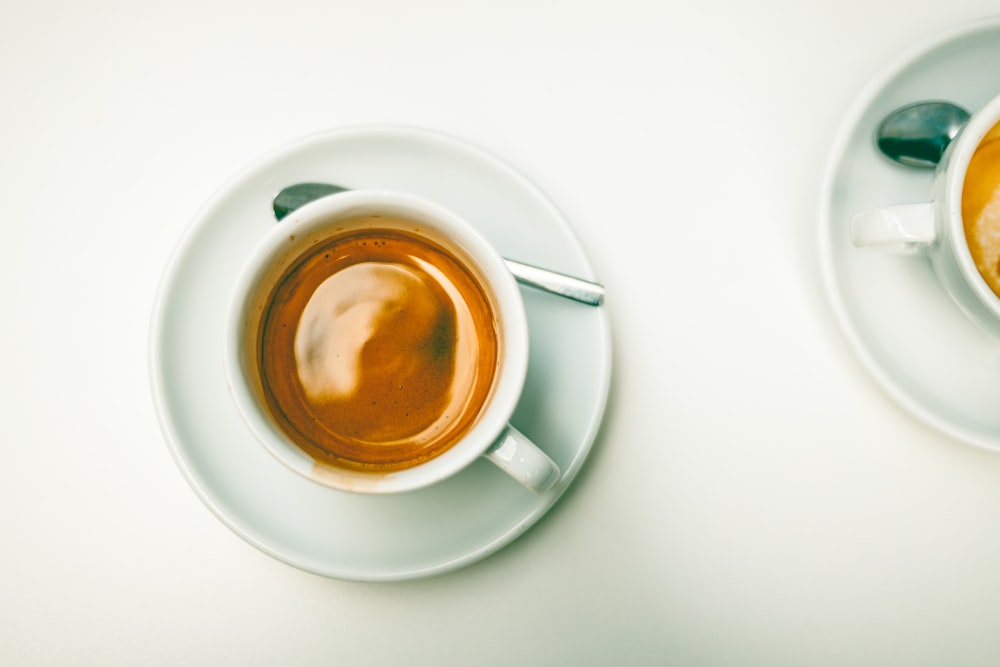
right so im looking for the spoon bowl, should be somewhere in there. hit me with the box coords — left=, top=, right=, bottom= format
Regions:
left=876, top=100, right=970, bottom=168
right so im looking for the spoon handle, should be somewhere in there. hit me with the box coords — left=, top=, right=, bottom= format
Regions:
left=273, top=182, right=606, bottom=306
left=504, top=258, right=604, bottom=306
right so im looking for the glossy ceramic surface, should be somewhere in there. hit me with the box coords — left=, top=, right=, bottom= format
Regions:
left=150, top=125, right=612, bottom=580
left=820, top=17, right=1000, bottom=451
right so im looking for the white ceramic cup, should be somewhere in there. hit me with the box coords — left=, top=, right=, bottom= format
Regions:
left=225, top=190, right=560, bottom=494
left=850, top=93, right=1000, bottom=337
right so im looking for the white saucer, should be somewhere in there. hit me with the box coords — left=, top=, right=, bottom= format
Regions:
left=149, top=125, right=612, bottom=581
left=820, top=17, right=1000, bottom=451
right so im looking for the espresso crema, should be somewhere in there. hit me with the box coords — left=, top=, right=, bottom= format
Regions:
left=963, top=119, right=1000, bottom=298
left=256, top=221, right=499, bottom=472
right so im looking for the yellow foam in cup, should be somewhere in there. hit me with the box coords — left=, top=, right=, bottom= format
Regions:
left=963, top=120, right=1000, bottom=298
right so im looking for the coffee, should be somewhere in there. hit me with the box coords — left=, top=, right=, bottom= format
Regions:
left=963, top=119, right=1000, bottom=297
left=255, top=219, right=499, bottom=472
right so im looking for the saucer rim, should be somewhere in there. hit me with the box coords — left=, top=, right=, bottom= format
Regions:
left=148, top=124, right=613, bottom=581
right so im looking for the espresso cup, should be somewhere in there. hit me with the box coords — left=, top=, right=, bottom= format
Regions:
left=225, top=190, right=560, bottom=494
left=851, top=93, right=1000, bottom=337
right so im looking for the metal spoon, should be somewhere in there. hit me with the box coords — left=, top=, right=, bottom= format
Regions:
left=273, top=182, right=605, bottom=306
left=875, top=100, right=970, bottom=168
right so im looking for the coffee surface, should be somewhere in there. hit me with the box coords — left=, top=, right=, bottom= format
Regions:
left=963, top=119, right=1000, bottom=298
left=257, top=221, right=498, bottom=471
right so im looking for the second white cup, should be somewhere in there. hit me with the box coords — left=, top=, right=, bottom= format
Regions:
left=851, top=93, right=1000, bottom=337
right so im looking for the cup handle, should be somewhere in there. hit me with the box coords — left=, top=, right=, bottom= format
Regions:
left=850, top=203, right=937, bottom=255
left=485, top=425, right=560, bottom=494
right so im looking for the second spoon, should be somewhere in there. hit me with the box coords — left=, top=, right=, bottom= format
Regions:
left=876, top=100, right=970, bottom=168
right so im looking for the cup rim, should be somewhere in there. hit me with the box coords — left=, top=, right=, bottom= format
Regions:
left=224, top=189, right=529, bottom=494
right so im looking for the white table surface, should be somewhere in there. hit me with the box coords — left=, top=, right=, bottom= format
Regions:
left=4, top=1, right=1000, bottom=664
